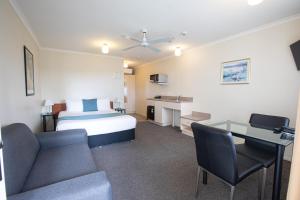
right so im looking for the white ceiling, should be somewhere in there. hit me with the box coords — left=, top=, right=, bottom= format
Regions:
left=12, top=0, right=300, bottom=66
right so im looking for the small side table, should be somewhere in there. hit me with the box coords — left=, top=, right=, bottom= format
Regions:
left=41, top=113, right=55, bottom=132
left=115, top=108, right=126, bottom=114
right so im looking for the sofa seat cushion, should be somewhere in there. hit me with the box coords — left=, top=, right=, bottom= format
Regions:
left=22, top=144, right=97, bottom=191
left=8, top=172, right=112, bottom=200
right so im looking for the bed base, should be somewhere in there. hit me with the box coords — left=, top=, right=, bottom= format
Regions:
left=88, top=128, right=135, bottom=148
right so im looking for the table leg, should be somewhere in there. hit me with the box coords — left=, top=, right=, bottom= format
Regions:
left=272, top=144, right=285, bottom=200
left=53, top=116, right=57, bottom=131
left=42, top=116, right=46, bottom=132
left=172, top=109, right=175, bottom=127
left=203, top=171, right=208, bottom=185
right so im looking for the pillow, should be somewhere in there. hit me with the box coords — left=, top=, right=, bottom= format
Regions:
left=66, top=100, right=83, bottom=112
left=82, top=99, right=98, bottom=112
left=97, top=98, right=111, bottom=111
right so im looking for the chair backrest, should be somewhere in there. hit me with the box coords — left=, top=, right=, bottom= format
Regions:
left=249, top=113, right=290, bottom=130
left=1, top=123, right=40, bottom=196
left=191, top=123, right=238, bottom=185
left=246, top=113, right=290, bottom=151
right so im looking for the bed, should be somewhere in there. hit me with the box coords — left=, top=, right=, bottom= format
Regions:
left=53, top=101, right=136, bottom=148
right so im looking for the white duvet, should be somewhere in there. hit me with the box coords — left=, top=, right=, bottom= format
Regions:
left=56, top=110, right=137, bottom=136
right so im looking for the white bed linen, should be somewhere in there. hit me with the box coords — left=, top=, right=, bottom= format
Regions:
left=56, top=110, right=137, bottom=136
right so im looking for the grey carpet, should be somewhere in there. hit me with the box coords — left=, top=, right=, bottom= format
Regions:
left=92, top=122, right=290, bottom=200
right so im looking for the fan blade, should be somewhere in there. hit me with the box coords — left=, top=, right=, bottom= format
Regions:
left=130, top=37, right=142, bottom=43
left=147, top=46, right=161, bottom=53
left=122, top=34, right=142, bottom=43
left=122, top=44, right=141, bottom=51
left=148, top=37, right=173, bottom=44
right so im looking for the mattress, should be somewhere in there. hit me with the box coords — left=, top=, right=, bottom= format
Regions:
left=56, top=110, right=137, bottom=136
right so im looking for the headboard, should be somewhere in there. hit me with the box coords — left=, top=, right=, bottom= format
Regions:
left=52, top=101, right=114, bottom=118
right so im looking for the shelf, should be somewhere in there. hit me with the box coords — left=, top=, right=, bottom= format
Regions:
left=181, top=126, right=193, bottom=137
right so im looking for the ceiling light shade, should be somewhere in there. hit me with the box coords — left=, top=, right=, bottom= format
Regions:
left=174, top=47, right=182, bottom=57
left=248, top=0, right=263, bottom=6
left=123, top=62, right=128, bottom=68
left=101, top=43, right=109, bottom=54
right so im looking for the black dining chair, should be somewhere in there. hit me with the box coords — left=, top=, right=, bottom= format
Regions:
left=191, top=123, right=264, bottom=200
left=235, top=113, right=290, bottom=200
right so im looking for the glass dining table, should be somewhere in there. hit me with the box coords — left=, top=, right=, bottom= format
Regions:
left=207, top=120, right=294, bottom=200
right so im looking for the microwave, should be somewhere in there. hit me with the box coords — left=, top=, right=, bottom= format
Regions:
left=150, top=74, right=168, bottom=83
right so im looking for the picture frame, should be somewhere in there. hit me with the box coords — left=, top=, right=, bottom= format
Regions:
left=24, top=46, right=35, bottom=96
left=220, top=58, right=251, bottom=84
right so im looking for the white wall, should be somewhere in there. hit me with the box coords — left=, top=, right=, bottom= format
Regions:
left=40, top=49, right=124, bottom=104
left=135, top=18, right=300, bottom=160
left=0, top=0, right=41, bottom=132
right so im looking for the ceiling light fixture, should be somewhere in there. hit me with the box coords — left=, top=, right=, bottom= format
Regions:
left=123, top=62, right=128, bottom=68
left=101, top=43, right=109, bottom=54
left=248, top=0, right=263, bottom=6
left=174, top=47, right=182, bottom=57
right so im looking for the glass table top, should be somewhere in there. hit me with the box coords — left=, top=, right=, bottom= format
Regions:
left=208, top=120, right=294, bottom=147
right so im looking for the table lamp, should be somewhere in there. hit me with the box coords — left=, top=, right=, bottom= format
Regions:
left=44, top=100, right=54, bottom=114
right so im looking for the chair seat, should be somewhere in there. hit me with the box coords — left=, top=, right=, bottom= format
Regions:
left=236, top=143, right=275, bottom=168
left=236, top=154, right=263, bottom=184
left=22, top=144, right=97, bottom=191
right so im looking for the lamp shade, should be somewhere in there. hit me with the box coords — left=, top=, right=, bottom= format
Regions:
left=44, top=100, right=54, bottom=106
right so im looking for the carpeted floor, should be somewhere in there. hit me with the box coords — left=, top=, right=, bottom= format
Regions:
left=91, top=122, right=290, bottom=200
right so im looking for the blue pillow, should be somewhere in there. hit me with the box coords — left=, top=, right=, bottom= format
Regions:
left=82, top=99, right=98, bottom=112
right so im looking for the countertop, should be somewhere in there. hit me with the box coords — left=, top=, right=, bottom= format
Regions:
left=147, top=96, right=193, bottom=103
left=181, top=111, right=211, bottom=121
left=146, top=98, right=192, bottom=103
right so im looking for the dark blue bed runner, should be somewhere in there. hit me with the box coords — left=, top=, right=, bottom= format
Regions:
left=58, top=113, right=123, bottom=121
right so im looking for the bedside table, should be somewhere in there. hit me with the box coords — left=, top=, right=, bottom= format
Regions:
left=41, top=113, right=55, bottom=132
left=115, top=108, right=126, bottom=114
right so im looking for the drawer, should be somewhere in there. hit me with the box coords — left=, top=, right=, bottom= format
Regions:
left=181, top=118, right=195, bottom=127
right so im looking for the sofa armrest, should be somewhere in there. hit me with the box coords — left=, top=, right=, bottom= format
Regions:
left=8, top=171, right=112, bottom=200
left=36, top=129, right=88, bottom=150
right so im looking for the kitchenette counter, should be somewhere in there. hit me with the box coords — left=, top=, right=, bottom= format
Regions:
left=147, top=96, right=193, bottom=103
left=181, top=112, right=211, bottom=121
left=146, top=98, right=192, bottom=103
left=146, top=96, right=193, bottom=127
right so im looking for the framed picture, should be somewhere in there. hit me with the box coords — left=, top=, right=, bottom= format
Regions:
left=24, top=46, right=35, bottom=96
left=221, top=58, right=250, bottom=84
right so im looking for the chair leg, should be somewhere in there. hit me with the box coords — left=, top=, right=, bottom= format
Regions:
left=195, top=166, right=201, bottom=198
left=230, top=185, right=235, bottom=200
left=258, top=168, right=267, bottom=200
left=203, top=170, right=208, bottom=185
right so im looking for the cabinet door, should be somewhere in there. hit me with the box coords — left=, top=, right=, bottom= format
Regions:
left=154, top=101, right=162, bottom=123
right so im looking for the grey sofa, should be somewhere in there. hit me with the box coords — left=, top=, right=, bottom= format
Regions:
left=1, top=123, right=112, bottom=200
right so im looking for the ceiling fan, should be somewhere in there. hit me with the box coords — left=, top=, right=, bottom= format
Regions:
left=122, top=29, right=173, bottom=53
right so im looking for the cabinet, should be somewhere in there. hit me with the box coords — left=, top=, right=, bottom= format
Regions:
left=146, top=99, right=193, bottom=127
left=180, top=112, right=211, bottom=137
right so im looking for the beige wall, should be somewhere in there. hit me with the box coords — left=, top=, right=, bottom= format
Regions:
left=40, top=49, right=124, bottom=104
left=287, top=91, right=300, bottom=200
left=0, top=0, right=41, bottom=131
left=135, top=18, right=300, bottom=160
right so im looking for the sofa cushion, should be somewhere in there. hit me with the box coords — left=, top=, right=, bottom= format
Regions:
left=22, top=143, right=97, bottom=191
left=8, top=172, right=112, bottom=200
left=1, top=123, right=40, bottom=195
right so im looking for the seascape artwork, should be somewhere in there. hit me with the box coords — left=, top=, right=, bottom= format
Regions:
left=221, top=59, right=250, bottom=84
